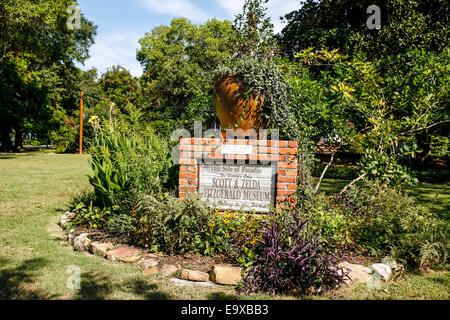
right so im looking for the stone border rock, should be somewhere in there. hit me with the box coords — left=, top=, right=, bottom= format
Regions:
left=59, top=211, right=243, bottom=286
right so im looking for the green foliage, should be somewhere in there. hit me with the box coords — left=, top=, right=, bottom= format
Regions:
left=133, top=194, right=212, bottom=254
left=280, top=0, right=449, bottom=176
left=88, top=158, right=131, bottom=208
left=279, top=0, right=448, bottom=60
left=286, top=48, right=448, bottom=189
left=313, top=162, right=359, bottom=180
left=360, top=150, right=418, bottom=187
left=233, top=0, right=276, bottom=57
left=88, top=118, right=172, bottom=208
left=137, top=18, right=237, bottom=126
left=0, top=0, right=96, bottom=151
left=70, top=191, right=110, bottom=229
left=213, top=56, right=296, bottom=138
left=201, top=209, right=265, bottom=261
left=347, top=181, right=449, bottom=269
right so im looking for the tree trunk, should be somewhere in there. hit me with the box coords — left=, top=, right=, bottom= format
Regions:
left=314, top=151, right=336, bottom=193
left=0, top=126, right=13, bottom=152
left=14, top=128, right=24, bottom=152
left=339, top=172, right=368, bottom=195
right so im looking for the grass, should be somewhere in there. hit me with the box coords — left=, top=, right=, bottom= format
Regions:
left=316, top=178, right=450, bottom=219
left=0, top=153, right=243, bottom=300
left=323, top=271, right=450, bottom=300
left=0, top=153, right=448, bottom=300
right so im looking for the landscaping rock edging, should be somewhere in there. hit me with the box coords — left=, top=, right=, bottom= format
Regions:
left=59, top=211, right=243, bottom=287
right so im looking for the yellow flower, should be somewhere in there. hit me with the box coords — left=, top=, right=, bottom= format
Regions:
left=225, top=233, right=230, bottom=238
left=223, top=219, right=229, bottom=224
left=208, top=221, right=215, bottom=227
left=88, top=115, right=100, bottom=128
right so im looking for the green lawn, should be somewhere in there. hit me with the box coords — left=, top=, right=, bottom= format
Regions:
left=0, top=153, right=448, bottom=300
left=316, top=178, right=450, bottom=219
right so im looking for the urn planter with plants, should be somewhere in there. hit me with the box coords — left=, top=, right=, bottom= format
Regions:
left=213, top=57, right=290, bottom=132
left=212, top=0, right=293, bottom=135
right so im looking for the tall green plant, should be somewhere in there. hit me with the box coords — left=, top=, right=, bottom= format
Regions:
left=88, top=118, right=172, bottom=209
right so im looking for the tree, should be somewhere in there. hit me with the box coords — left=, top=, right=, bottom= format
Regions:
left=279, top=0, right=449, bottom=171
left=0, top=0, right=96, bottom=151
left=286, top=48, right=448, bottom=192
left=137, top=18, right=238, bottom=128
left=279, top=0, right=448, bottom=61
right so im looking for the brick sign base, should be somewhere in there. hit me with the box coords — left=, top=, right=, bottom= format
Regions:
left=178, top=138, right=299, bottom=210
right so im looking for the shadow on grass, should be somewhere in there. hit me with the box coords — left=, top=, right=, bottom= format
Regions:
left=207, top=292, right=236, bottom=300
left=74, top=271, right=172, bottom=300
left=0, top=257, right=55, bottom=299
left=125, top=278, right=172, bottom=300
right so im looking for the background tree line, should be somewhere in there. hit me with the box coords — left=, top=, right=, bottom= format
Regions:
left=1, top=0, right=448, bottom=185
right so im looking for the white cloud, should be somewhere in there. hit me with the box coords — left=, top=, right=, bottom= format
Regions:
left=80, top=31, right=143, bottom=77
left=216, top=0, right=299, bottom=33
left=139, top=0, right=210, bottom=22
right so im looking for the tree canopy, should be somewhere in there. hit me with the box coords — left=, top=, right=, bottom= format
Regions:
left=0, top=0, right=96, bottom=151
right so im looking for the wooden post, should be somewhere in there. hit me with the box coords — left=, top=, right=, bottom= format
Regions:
left=79, top=90, right=84, bottom=154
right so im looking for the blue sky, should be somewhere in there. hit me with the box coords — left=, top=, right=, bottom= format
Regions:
left=76, top=0, right=300, bottom=77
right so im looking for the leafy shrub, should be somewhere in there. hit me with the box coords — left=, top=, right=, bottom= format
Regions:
left=88, top=120, right=172, bottom=208
left=70, top=191, right=111, bottom=229
left=346, top=181, right=449, bottom=268
left=203, top=209, right=265, bottom=263
left=132, top=194, right=212, bottom=254
left=239, top=210, right=349, bottom=296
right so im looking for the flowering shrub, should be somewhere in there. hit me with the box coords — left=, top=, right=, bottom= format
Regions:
left=200, top=209, right=265, bottom=260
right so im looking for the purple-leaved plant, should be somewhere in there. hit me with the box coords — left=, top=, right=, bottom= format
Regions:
left=238, top=213, right=350, bottom=296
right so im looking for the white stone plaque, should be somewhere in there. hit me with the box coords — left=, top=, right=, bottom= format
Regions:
left=199, top=163, right=276, bottom=212
left=220, top=145, right=254, bottom=155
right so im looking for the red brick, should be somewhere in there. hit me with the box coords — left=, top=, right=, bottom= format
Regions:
left=286, top=170, right=297, bottom=176
left=288, top=141, right=298, bottom=148
left=287, top=184, right=297, bottom=190
left=187, top=179, right=198, bottom=186
left=226, top=154, right=247, bottom=160
left=180, top=138, right=190, bottom=144
left=180, top=165, right=197, bottom=173
left=278, top=176, right=296, bottom=183
left=179, top=192, right=187, bottom=198
left=288, top=155, right=297, bottom=162
left=179, top=158, right=197, bottom=165
left=180, top=151, right=193, bottom=158
left=179, top=179, right=188, bottom=185
left=179, top=172, right=197, bottom=179
left=277, top=183, right=286, bottom=189
left=277, top=190, right=295, bottom=196
left=179, top=186, right=197, bottom=192
left=179, top=145, right=194, bottom=151
left=257, top=147, right=269, bottom=154
left=279, top=148, right=297, bottom=155
left=278, top=162, right=297, bottom=169
left=208, top=154, right=224, bottom=160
